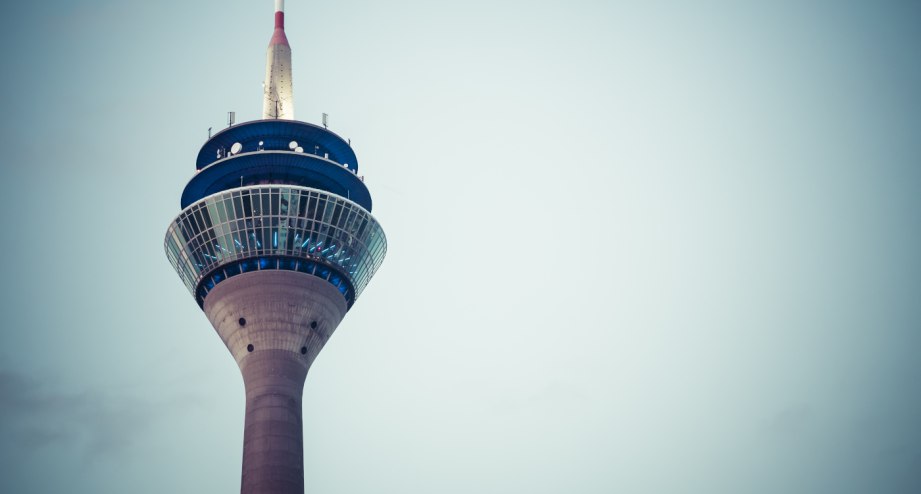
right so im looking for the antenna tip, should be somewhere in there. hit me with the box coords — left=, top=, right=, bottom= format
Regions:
left=275, top=0, right=284, bottom=13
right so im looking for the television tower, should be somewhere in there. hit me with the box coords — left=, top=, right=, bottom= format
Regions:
left=163, top=1, right=387, bottom=492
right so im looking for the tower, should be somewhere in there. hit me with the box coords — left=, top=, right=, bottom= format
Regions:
left=163, top=1, right=387, bottom=492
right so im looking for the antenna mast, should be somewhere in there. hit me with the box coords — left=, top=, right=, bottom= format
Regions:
left=262, top=0, right=294, bottom=119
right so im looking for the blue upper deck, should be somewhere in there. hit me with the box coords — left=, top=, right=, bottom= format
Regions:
left=197, top=119, right=358, bottom=171
left=182, top=120, right=372, bottom=211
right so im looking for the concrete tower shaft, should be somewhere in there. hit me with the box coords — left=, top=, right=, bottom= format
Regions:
left=264, top=0, right=294, bottom=119
left=204, top=271, right=346, bottom=494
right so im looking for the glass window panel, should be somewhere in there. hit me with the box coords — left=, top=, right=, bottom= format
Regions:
left=261, top=226, right=271, bottom=253
left=330, top=202, right=343, bottom=226
left=283, top=220, right=295, bottom=252
left=270, top=191, right=280, bottom=215
left=241, top=191, right=253, bottom=216
left=322, top=198, right=335, bottom=223
left=316, top=222, right=331, bottom=245
left=280, top=191, right=290, bottom=216
left=223, top=198, right=235, bottom=221
left=312, top=197, right=325, bottom=221
left=225, top=263, right=241, bottom=277
left=171, top=229, right=187, bottom=249
left=219, top=234, right=234, bottom=258
left=214, top=199, right=227, bottom=223
left=233, top=195, right=245, bottom=218
left=181, top=215, right=198, bottom=239
left=342, top=208, right=359, bottom=233
left=261, top=191, right=272, bottom=216
left=297, top=192, right=309, bottom=217
left=230, top=219, right=245, bottom=250
left=193, top=208, right=207, bottom=232
left=341, top=206, right=354, bottom=229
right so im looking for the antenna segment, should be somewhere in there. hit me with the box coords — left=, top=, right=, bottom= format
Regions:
left=263, top=0, right=293, bottom=119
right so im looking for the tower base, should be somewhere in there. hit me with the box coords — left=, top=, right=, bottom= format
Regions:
left=203, top=270, right=347, bottom=494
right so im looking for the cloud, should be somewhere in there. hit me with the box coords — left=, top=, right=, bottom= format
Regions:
left=0, top=370, right=154, bottom=460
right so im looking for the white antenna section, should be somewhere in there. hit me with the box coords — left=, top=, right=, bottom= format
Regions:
left=263, top=0, right=294, bottom=119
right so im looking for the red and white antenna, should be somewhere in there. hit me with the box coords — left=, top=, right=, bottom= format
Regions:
left=263, top=0, right=294, bottom=119
left=271, top=0, right=289, bottom=46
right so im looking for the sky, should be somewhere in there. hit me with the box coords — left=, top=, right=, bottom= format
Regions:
left=1, top=0, right=920, bottom=492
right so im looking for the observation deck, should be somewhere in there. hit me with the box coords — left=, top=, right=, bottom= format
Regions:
left=165, top=119, right=386, bottom=309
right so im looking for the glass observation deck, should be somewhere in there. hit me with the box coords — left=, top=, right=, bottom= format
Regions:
left=164, top=185, right=387, bottom=308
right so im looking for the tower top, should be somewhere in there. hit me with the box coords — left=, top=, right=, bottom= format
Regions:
left=270, top=0, right=289, bottom=46
left=264, top=0, right=293, bottom=118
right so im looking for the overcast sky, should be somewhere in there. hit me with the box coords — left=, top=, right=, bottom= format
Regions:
left=1, top=1, right=920, bottom=493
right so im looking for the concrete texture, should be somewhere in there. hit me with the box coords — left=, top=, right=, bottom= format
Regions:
left=203, top=270, right=347, bottom=494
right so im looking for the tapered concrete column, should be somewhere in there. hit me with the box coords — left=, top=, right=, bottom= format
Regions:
left=203, top=271, right=348, bottom=494
left=239, top=350, right=307, bottom=493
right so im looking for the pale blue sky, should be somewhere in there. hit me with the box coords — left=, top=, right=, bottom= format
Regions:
left=1, top=1, right=920, bottom=493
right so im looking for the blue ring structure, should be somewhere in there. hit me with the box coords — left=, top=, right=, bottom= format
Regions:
left=165, top=185, right=386, bottom=309
left=197, top=119, right=357, bottom=171
left=165, top=119, right=387, bottom=310
left=182, top=151, right=372, bottom=211
left=195, top=256, right=355, bottom=308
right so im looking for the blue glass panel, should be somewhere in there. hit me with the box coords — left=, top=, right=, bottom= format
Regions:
left=170, top=186, right=385, bottom=309
left=297, top=261, right=316, bottom=274
left=225, top=263, right=241, bottom=276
